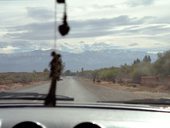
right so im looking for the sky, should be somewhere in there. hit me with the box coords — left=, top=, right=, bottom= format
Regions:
left=0, top=0, right=170, bottom=53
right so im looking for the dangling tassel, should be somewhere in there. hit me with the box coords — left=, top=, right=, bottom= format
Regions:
left=44, top=51, right=62, bottom=107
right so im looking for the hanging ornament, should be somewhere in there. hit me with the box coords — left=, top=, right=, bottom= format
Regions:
left=58, top=12, right=70, bottom=36
left=56, top=0, right=65, bottom=4
left=58, top=0, right=70, bottom=36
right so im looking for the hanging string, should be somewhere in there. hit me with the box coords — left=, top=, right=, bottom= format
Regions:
left=53, top=0, right=70, bottom=51
left=64, top=1, right=67, bottom=14
left=54, top=0, right=57, bottom=51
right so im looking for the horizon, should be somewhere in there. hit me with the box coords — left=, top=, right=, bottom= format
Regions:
left=0, top=46, right=159, bottom=72
left=0, top=44, right=167, bottom=55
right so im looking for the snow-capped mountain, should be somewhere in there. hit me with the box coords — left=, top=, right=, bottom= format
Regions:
left=0, top=48, right=158, bottom=72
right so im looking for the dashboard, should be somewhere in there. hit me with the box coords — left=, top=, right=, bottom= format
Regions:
left=0, top=103, right=170, bottom=128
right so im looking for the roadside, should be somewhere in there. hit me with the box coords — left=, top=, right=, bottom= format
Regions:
left=95, top=80, right=170, bottom=93
left=0, top=81, right=50, bottom=91
left=76, top=77, right=170, bottom=99
left=0, top=72, right=50, bottom=91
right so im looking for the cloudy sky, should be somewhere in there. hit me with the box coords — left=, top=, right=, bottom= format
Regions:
left=0, top=0, right=170, bottom=53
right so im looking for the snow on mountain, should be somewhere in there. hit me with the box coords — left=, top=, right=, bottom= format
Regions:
left=0, top=47, right=158, bottom=72
left=57, top=41, right=122, bottom=53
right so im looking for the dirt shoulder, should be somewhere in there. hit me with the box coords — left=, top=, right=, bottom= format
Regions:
left=80, top=78, right=170, bottom=94
left=0, top=81, right=50, bottom=91
left=74, top=77, right=170, bottom=100
left=97, top=81, right=170, bottom=93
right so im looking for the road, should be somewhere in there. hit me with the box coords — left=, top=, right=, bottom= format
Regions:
left=15, top=76, right=170, bottom=103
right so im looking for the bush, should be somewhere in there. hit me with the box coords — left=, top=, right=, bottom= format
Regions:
left=0, top=72, right=49, bottom=85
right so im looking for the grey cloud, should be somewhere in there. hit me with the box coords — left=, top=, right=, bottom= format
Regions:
left=92, top=4, right=115, bottom=9
left=0, top=42, right=11, bottom=48
left=154, top=43, right=160, bottom=45
left=0, top=40, right=52, bottom=53
left=27, top=7, right=54, bottom=21
left=123, top=24, right=170, bottom=36
left=6, top=22, right=54, bottom=40
left=4, top=15, right=170, bottom=40
left=129, top=43, right=138, bottom=46
left=60, top=16, right=169, bottom=38
left=70, top=16, right=156, bottom=31
left=127, top=0, right=155, bottom=7
left=5, top=15, right=142, bottom=39
left=0, top=41, right=30, bottom=49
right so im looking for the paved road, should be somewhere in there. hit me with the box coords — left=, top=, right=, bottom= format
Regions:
left=15, top=76, right=170, bottom=103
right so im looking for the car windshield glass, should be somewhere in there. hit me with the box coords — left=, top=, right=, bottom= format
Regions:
left=0, top=0, right=170, bottom=105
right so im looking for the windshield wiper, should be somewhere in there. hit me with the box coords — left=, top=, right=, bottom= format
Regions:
left=98, top=98, right=170, bottom=105
left=0, top=92, right=74, bottom=101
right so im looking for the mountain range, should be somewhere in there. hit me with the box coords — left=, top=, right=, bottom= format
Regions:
left=0, top=48, right=158, bottom=72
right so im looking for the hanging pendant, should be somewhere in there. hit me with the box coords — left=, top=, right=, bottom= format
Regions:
left=57, top=0, right=65, bottom=4
left=57, top=0, right=70, bottom=36
left=58, top=23, right=70, bottom=36
left=58, top=13, right=70, bottom=36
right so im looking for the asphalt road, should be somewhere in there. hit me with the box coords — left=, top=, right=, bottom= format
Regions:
left=15, top=76, right=170, bottom=103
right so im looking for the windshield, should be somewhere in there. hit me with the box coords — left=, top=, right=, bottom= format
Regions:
left=0, top=0, right=170, bottom=105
